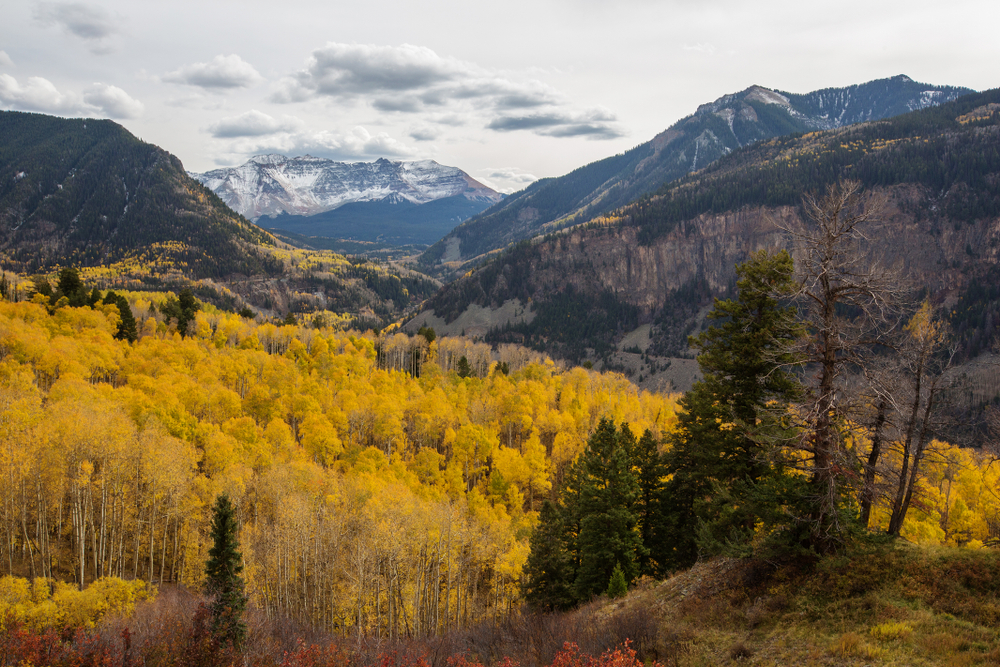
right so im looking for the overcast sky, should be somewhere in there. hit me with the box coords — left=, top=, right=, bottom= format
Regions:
left=1, top=0, right=997, bottom=193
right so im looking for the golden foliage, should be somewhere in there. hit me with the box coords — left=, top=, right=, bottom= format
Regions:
left=0, top=294, right=678, bottom=635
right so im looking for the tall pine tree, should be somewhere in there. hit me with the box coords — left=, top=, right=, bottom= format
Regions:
left=205, top=494, right=247, bottom=647
left=574, top=419, right=644, bottom=601
left=630, top=429, right=668, bottom=578
left=662, top=250, right=805, bottom=568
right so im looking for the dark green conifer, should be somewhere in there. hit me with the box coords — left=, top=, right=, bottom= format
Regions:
left=205, top=494, right=247, bottom=648
left=573, top=419, right=644, bottom=601
left=662, top=250, right=805, bottom=568
left=521, top=500, right=576, bottom=611
left=115, top=296, right=138, bottom=343
left=176, top=288, right=200, bottom=336
left=30, top=275, right=53, bottom=300
left=57, top=267, right=87, bottom=306
left=631, top=429, right=668, bottom=577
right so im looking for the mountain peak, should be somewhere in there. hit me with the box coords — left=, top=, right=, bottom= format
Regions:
left=249, top=154, right=288, bottom=165
left=192, top=155, right=501, bottom=220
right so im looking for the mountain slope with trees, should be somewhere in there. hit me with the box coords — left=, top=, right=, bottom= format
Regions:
left=418, top=75, right=973, bottom=275
left=0, top=111, right=446, bottom=326
left=0, top=111, right=280, bottom=279
left=412, top=88, right=1000, bottom=371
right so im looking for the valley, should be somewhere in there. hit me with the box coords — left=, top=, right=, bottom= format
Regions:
left=2, top=71, right=1000, bottom=666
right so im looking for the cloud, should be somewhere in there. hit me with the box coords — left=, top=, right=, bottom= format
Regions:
left=83, top=83, right=143, bottom=118
left=474, top=167, right=538, bottom=194
left=0, top=74, right=142, bottom=118
left=208, top=110, right=303, bottom=138
left=33, top=2, right=120, bottom=54
left=408, top=125, right=439, bottom=141
left=273, top=43, right=461, bottom=102
left=164, top=54, right=262, bottom=90
left=681, top=42, right=737, bottom=57
left=0, top=74, right=85, bottom=114
left=274, top=43, right=558, bottom=111
left=682, top=42, right=718, bottom=55
left=272, top=42, right=622, bottom=139
left=488, top=108, right=625, bottom=139
left=223, top=126, right=417, bottom=162
left=0, top=51, right=13, bottom=68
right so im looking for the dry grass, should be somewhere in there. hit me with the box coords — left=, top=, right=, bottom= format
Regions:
left=592, top=542, right=1000, bottom=666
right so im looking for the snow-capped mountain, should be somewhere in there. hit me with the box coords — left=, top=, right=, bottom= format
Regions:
left=190, top=155, right=502, bottom=221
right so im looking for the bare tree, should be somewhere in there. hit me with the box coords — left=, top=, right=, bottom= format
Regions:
left=886, top=303, right=957, bottom=535
left=782, top=180, right=906, bottom=550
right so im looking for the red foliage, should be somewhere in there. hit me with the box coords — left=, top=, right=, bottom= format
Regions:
left=0, top=615, right=118, bottom=667
left=550, top=641, right=659, bottom=667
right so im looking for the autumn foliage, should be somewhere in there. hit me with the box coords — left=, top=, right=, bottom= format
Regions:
left=0, top=293, right=678, bottom=635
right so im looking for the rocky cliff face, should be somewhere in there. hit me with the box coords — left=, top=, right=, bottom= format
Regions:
left=514, top=187, right=995, bottom=316
left=191, top=155, right=502, bottom=220
left=416, top=183, right=998, bottom=365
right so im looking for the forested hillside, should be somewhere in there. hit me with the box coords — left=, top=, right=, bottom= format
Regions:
left=418, top=75, right=972, bottom=274
left=0, top=111, right=449, bottom=328
left=415, top=89, right=1000, bottom=369
left=0, top=111, right=279, bottom=279
left=2, top=263, right=999, bottom=649
left=0, top=290, right=677, bottom=634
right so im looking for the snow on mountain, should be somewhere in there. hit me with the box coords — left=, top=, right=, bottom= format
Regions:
left=190, top=155, right=502, bottom=220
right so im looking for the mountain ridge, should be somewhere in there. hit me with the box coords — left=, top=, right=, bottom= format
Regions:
left=406, top=88, right=1000, bottom=376
left=418, top=75, right=975, bottom=275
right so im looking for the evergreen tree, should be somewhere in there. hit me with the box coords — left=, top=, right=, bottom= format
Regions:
left=606, top=563, right=628, bottom=599
left=521, top=500, right=576, bottom=611
left=574, top=419, right=644, bottom=601
left=30, top=275, right=52, bottom=300
left=115, top=296, right=138, bottom=343
left=103, top=291, right=137, bottom=342
left=662, top=250, right=805, bottom=568
left=205, top=494, right=247, bottom=647
left=630, top=429, right=668, bottom=577
left=56, top=267, right=87, bottom=307
left=177, top=288, right=200, bottom=336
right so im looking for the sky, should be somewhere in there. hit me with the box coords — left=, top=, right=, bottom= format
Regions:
left=1, top=0, right=998, bottom=194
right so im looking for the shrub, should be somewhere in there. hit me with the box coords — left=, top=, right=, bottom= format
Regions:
left=0, top=575, right=154, bottom=631
left=869, top=621, right=913, bottom=642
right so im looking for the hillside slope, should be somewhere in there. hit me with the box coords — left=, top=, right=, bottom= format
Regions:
left=408, top=89, right=1000, bottom=369
left=0, top=112, right=445, bottom=324
left=418, top=75, right=973, bottom=275
left=0, top=111, right=280, bottom=279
